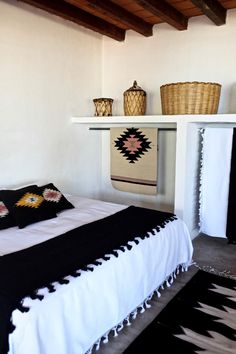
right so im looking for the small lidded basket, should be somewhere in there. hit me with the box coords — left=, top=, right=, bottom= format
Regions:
left=93, top=98, right=113, bottom=116
left=123, top=81, right=146, bottom=116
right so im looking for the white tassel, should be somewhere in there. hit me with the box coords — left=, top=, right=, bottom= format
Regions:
left=113, top=327, right=118, bottom=337
left=139, top=304, right=145, bottom=313
left=102, top=334, right=109, bottom=343
left=145, top=300, right=151, bottom=308
left=155, top=289, right=161, bottom=298
left=117, top=322, right=124, bottom=332
left=131, top=309, right=138, bottom=319
left=126, top=315, right=131, bottom=325
left=95, top=338, right=101, bottom=350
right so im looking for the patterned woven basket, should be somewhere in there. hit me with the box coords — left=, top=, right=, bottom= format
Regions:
left=93, top=98, right=113, bottom=116
left=123, top=81, right=146, bottom=116
left=160, top=82, right=221, bottom=115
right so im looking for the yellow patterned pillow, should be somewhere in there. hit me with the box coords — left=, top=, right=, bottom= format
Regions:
left=0, top=186, right=57, bottom=229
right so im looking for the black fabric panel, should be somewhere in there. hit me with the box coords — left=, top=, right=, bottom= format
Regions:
left=124, top=270, right=236, bottom=354
left=0, top=206, right=176, bottom=354
left=226, top=128, right=236, bottom=243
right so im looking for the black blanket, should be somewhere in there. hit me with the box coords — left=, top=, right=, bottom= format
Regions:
left=0, top=205, right=176, bottom=353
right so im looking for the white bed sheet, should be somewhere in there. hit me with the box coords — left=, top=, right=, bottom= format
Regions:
left=0, top=196, right=193, bottom=354
left=0, top=196, right=126, bottom=256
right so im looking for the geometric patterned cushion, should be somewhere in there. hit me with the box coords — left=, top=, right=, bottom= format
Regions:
left=0, top=185, right=57, bottom=229
left=0, top=199, right=16, bottom=230
left=38, top=183, right=74, bottom=214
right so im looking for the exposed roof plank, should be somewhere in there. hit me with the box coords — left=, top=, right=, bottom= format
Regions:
left=12, top=1, right=235, bottom=40
left=66, top=0, right=153, bottom=36
left=18, top=0, right=126, bottom=41
left=190, top=0, right=227, bottom=25
left=131, top=0, right=188, bottom=30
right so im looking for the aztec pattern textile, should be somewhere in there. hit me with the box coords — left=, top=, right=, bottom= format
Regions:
left=0, top=206, right=176, bottom=354
left=199, top=127, right=236, bottom=243
left=124, top=270, right=236, bottom=354
left=110, top=128, right=158, bottom=195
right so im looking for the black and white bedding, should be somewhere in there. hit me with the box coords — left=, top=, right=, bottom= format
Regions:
left=0, top=194, right=193, bottom=354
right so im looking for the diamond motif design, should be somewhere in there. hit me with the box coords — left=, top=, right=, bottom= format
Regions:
left=0, top=201, right=9, bottom=218
left=124, top=92, right=146, bottom=115
left=43, top=188, right=62, bottom=203
left=114, top=128, right=152, bottom=163
left=16, top=193, right=44, bottom=209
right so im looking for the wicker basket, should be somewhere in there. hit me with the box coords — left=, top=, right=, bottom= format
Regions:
left=160, top=82, right=221, bottom=115
left=123, top=81, right=146, bottom=116
left=93, top=98, right=113, bottom=116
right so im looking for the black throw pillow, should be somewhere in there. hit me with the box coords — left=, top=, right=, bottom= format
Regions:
left=0, top=200, right=16, bottom=230
left=0, top=185, right=37, bottom=230
left=38, top=183, right=74, bottom=214
left=0, top=185, right=57, bottom=229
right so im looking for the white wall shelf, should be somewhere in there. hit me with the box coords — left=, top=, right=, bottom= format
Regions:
left=71, top=114, right=236, bottom=125
left=72, top=114, right=236, bottom=239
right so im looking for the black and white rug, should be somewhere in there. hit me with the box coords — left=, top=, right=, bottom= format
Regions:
left=124, top=270, right=236, bottom=353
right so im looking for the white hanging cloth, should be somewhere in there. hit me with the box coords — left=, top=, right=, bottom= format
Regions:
left=199, top=127, right=233, bottom=238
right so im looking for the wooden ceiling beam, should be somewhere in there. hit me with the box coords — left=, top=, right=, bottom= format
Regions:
left=132, top=0, right=188, bottom=30
left=66, top=0, right=153, bottom=37
left=17, top=0, right=125, bottom=41
left=191, top=0, right=226, bottom=25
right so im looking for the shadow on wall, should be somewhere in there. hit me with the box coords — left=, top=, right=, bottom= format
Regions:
left=228, top=83, right=236, bottom=113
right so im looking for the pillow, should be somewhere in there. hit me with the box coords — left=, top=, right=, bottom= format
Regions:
left=0, top=185, right=37, bottom=230
left=38, top=183, right=74, bottom=214
left=0, top=185, right=57, bottom=229
left=0, top=200, right=16, bottom=230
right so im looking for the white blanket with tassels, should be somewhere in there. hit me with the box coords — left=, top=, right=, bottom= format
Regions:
left=0, top=196, right=193, bottom=354
left=199, top=127, right=233, bottom=238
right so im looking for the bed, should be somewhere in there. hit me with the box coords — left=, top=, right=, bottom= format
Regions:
left=0, top=184, right=193, bottom=354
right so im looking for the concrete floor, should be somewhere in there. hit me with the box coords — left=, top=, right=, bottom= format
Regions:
left=93, top=234, right=236, bottom=354
left=193, top=233, right=236, bottom=277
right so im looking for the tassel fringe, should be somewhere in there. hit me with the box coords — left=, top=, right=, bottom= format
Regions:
left=10, top=214, right=181, bottom=350
left=198, top=128, right=205, bottom=230
left=85, top=262, right=190, bottom=354
left=14, top=214, right=178, bottom=319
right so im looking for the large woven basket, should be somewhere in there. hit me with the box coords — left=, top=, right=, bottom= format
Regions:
left=160, top=81, right=221, bottom=115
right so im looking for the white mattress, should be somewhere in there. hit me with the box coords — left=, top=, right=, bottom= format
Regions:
left=0, top=196, right=193, bottom=354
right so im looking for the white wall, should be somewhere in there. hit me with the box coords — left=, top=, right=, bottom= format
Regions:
left=102, top=10, right=236, bottom=115
left=100, top=10, right=236, bottom=211
left=0, top=0, right=102, bottom=197
left=1, top=2, right=236, bottom=213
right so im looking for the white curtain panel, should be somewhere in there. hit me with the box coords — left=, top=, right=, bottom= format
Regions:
left=199, top=127, right=233, bottom=238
